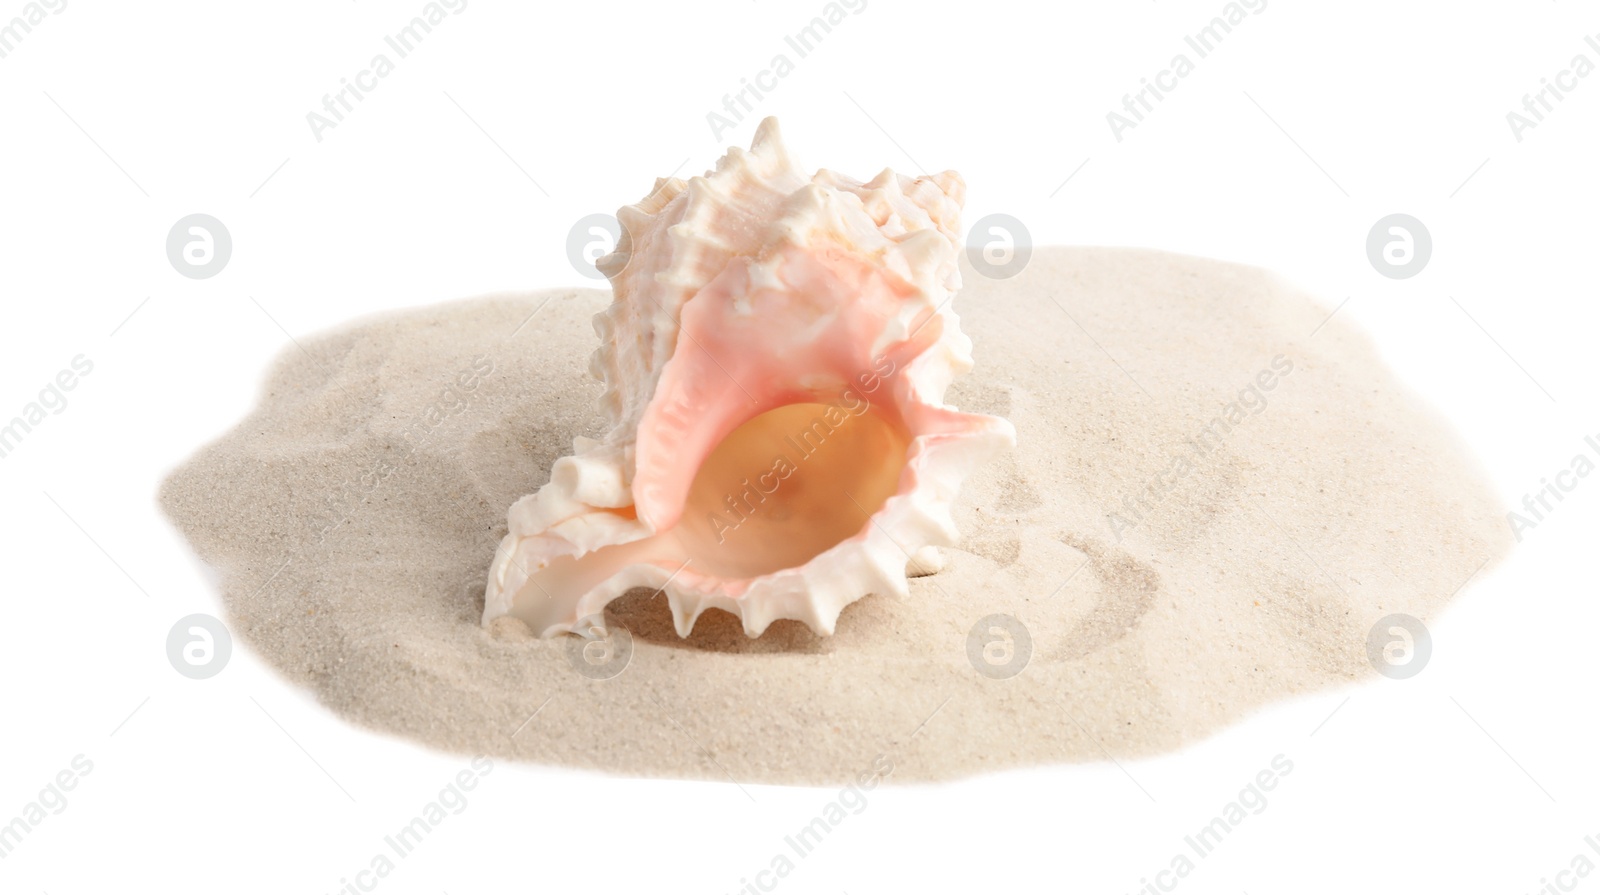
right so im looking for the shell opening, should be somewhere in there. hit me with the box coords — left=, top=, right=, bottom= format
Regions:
left=677, top=401, right=909, bottom=579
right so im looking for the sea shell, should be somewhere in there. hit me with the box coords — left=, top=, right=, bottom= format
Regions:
left=483, top=118, right=1016, bottom=638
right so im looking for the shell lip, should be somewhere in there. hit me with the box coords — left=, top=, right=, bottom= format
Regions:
left=510, top=413, right=1016, bottom=640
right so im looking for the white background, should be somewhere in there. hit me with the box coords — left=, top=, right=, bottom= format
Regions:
left=2, top=1, right=1597, bottom=892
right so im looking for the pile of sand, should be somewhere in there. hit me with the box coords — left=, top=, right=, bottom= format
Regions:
left=159, top=247, right=1509, bottom=784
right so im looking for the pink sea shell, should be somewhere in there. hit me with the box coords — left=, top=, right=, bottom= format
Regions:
left=484, top=119, right=1015, bottom=638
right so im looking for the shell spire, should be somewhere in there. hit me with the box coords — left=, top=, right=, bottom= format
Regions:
left=484, top=118, right=1015, bottom=638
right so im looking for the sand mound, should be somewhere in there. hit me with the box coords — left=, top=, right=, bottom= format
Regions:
left=159, top=247, right=1509, bottom=784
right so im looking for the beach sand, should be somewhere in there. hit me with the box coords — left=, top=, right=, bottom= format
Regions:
left=159, top=247, right=1511, bottom=784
